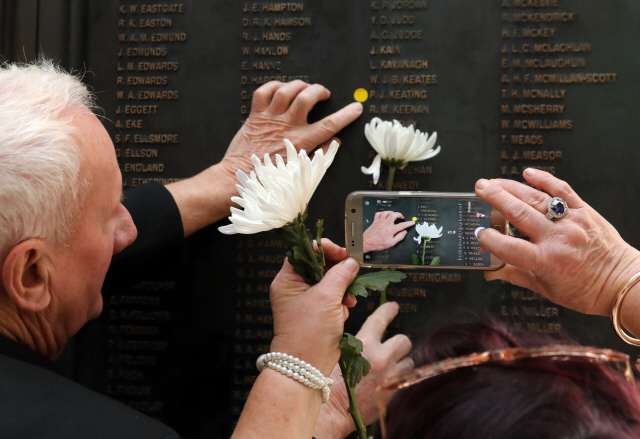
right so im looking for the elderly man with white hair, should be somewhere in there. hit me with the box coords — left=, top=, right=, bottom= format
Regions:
left=0, top=61, right=413, bottom=439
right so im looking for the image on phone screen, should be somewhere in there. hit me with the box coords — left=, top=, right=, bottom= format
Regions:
left=362, top=196, right=492, bottom=267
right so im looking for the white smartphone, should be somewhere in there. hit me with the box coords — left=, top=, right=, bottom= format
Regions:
left=345, top=191, right=509, bottom=270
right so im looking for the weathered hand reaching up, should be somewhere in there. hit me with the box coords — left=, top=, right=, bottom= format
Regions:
left=222, top=80, right=363, bottom=176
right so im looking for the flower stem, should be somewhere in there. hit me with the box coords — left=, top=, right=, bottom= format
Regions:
left=296, top=220, right=324, bottom=282
left=340, top=362, right=368, bottom=439
left=380, top=288, right=387, bottom=305
left=385, top=166, right=397, bottom=191
left=421, top=237, right=427, bottom=265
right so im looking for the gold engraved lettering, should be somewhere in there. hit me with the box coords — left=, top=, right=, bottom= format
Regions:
left=133, top=134, right=178, bottom=144
left=403, top=74, right=437, bottom=84
left=513, top=12, right=575, bottom=22
left=124, top=163, right=165, bottom=173
left=522, top=150, right=562, bottom=160
left=126, top=47, right=168, bottom=57
left=257, top=240, right=284, bottom=248
left=520, top=89, right=566, bottom=98
left=140, top=4, right=185, bottom=14
left=511, top=135, right=544, bottom=145
left=378, top=60, right=428, bottom=69
left=131, top=177, right=180, bottom=186
left=521, top=28, right=555, bottom=38
left=534, top=43, right=591, bottom=53
left=137, top=90, right=179, bottom=100
left=262, top=3, right=304, bottom=12
left=393, top=105, right=429, bottom=114
left=261, top=32, right=292, bottom=41
left=137, top=62, right=179, bottom=71
left=369, top=180, right=421, bottom=190
left=253, top=46, right=289, bottom=56
left=257, top=254, right=284, bottom=264
left=406, top=272, right=462, bottom=283
left=127, top=76, right=169, bottom=86
left=524, top=58, right=586, bottom=68
left=273, top=17, right=311, bottom=26
left=513, top=104, right=564, bottom=114
left=534, top=73, right=617, bottom=83
left=389, top=15, right=415, bottom=25
left=150, top=33, right=187, bottom=42
left=139, top=19, right=173, bottom=28
left=396, top=165, right=432, bottom=175
left=388, top=89, right=427, bottom=99
left=512, top=120, right=572, bottom=130
left=125, top=149, right=159, bottom=158
left=394, top=30, right=422, bottom=40
left=390, top=1, right=428, bottom=9
left=252, top=61, right=282, bottom=71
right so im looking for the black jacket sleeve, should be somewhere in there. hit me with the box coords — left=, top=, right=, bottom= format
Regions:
left=102, top=183, right=184, bottom=292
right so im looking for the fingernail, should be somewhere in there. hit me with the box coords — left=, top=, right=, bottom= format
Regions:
left=354, top=102, right=364, bottom=113
left=343, top=258, right=359, bottom=271
left=474, top=227, right=485, bottom=238
left=476, top=179, right=490, bottom=190
left=523, top=168, right=537, bottom=177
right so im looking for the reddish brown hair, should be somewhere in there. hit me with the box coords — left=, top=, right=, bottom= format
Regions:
left=380, top=321, right=640, bottom=439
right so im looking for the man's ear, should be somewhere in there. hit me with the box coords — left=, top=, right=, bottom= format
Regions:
left=1, top=239, right=52, bottom=312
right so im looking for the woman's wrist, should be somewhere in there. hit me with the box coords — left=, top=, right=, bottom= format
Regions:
left=270, top=335, right=340, bottom=377
left=599, top=246, right=640, bottom=316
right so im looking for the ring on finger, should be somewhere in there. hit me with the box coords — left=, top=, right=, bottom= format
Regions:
left=545, top=197, right=569, bottom=220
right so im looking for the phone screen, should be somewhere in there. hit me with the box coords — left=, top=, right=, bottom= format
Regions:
left=362, top=196, right=492, bottom=267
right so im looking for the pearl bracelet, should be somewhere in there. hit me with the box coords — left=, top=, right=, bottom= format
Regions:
left=256, top=352, right=334, bottom=403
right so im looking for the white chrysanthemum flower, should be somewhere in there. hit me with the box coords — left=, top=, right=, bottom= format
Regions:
left=413, top=222, right=443, bottom=242
left=361, top=117, right=441, bottom=184
left=219, top=139, right=339, bottom=235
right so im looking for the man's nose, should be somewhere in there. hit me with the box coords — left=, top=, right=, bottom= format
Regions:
left=113, top=204, right=138, bottom=255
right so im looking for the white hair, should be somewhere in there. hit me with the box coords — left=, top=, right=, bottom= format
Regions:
left=0, top=59, right=96, bottom=259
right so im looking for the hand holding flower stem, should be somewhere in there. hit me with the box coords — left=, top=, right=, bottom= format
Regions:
left=220, top=140, right=405, bottom=439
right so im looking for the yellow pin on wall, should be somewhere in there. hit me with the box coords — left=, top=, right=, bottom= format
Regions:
left=353, top=88, right=368, bottom=103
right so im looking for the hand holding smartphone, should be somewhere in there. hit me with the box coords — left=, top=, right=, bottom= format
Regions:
left=345, top=191, right=509, bottom=270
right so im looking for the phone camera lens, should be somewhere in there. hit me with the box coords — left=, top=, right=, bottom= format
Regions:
left=351, top=209, right=356, bottom=213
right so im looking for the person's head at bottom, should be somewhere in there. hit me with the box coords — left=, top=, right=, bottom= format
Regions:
left=378, top=320, right=640, bottom=439
left=0, top=60, right=137, bottom=359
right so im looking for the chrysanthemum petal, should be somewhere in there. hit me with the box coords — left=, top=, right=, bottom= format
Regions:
left=361, top=154, right=382, bottom=185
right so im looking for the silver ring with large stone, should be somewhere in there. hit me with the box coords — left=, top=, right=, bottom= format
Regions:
left=546, top=197, right=569, bottom=220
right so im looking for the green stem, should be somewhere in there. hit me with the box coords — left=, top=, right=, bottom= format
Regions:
left=340, top=361, right=368, bottom=439
left=421, top=237, right=427, bottom=265
left=293, top=220, right=324, bottom=282
left=385, top=166, right=397, bottom=191
left=380, top=287, right=387, bottom=305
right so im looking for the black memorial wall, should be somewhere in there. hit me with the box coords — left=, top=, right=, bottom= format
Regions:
left=4, top=1, right=640, bottom=438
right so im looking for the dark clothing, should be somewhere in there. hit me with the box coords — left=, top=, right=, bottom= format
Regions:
left=0, top=336, right=180, bottom=439
left=0, top=183, right=184, bottom=438
left=104, top=182, right=184, bottom=291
